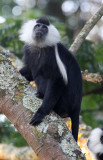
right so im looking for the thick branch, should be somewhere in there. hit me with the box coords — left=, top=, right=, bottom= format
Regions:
left=69, top=5, right=103, bottom=54
left=0, top=49, right=85, bottom=159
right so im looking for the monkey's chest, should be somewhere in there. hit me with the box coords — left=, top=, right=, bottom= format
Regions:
left=28, top=52, right=53, bottom=79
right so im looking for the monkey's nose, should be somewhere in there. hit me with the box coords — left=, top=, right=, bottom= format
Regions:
left=36, top=32, right=43, bottom=38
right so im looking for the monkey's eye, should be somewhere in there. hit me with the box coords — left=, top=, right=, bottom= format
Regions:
left=42, top=25, right=48, bottom=32
left=34, top=24, right=41, bottom=29
left=42, top=25, right=47, bottom=29
left=36, top=24, right=40, bottom=27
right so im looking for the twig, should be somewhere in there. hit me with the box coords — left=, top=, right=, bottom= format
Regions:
left=82, top=71, right=103, bottom=84
left=69, top=5, right=103, bottom=54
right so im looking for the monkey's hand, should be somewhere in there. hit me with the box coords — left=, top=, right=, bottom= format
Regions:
left=30, top=79, right=64, bottom=126
left=29, top=109, right=45, bottom=125
left=35, top=92, right=44, bottom=99
left=19, top=66, right=33, bottom=82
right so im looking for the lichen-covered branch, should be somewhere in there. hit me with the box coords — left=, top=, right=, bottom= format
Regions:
left=82, top=71, right=103, bottom=84
left=0, top=49, right=85, bottom=160
left=69, top=5, right=103, bottom=54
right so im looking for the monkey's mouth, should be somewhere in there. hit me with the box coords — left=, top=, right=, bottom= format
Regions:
left=35, top=31, right=44, bottom=40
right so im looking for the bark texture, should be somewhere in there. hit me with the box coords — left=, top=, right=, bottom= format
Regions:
left=69, top=5, right=103, bottom=54
left=0, top=48, right=85, bottom=160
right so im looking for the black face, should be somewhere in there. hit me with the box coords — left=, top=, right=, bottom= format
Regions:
left=33, top=23, right=48, bottom=41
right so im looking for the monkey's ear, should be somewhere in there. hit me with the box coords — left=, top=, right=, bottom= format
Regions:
left=19, top=20, right=36, bottom=44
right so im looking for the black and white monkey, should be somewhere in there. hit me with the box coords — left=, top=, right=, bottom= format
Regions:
left=87, top=127, right=103, bottom=160
left=19, top=17, right=82, bottom=141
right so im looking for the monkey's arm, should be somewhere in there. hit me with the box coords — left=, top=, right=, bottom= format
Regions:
left=30, top=79, right=64, bottom=125
left=20, top=66, right=33, bottom=82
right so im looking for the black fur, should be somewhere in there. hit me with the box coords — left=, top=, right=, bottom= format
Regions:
left=20, top=42, right=82, bottom=141
left=97, top=153, right=103, bottom=160
left=96, top=128, right=103, bottom=160
left=100, top=135, right=103, bottom=144
left=36, top=17, right=50, bottom=26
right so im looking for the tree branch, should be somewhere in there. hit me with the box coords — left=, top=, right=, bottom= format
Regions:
left=69, top=5, right=103, bottom=54
left=0, top=49, right=85, bottom=159
left=82, top=71, right=103, bottom=84
left=83, top=86, right=103, bottom=96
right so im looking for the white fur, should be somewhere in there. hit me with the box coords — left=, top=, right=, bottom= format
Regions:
left=87, top=128, right=103, bottom=157
left=19, top=19, right=60, bottom=47
left=19, top=20, right=37, bottom=44
left=44, top=24, right=60, bottom=47
left=55, top=45, right=68, bottom=85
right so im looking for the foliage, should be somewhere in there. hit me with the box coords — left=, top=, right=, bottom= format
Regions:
left=93, top=42, right=103, bottom=73
left=76, top=40, right=99, bottom=72
left=76, top=41, right=103, bottom=127
left=0, top=19, right=23, bottom=58
left=0, top=117, right=27, bottom=146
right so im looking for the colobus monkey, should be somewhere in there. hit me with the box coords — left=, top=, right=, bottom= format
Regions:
left=87, top=128, right=103, bottom=160
left=19, top=17, right=82, bottom=141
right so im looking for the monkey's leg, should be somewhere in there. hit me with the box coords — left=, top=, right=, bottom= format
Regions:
left=35, top=76, right=47, bottom=99
left=30, top=79, right=65, bottom=125
left=71, top=111, right=80, bottom=142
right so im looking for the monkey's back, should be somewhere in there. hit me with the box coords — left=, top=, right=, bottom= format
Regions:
left=52, top=43, right=82, bottom=116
